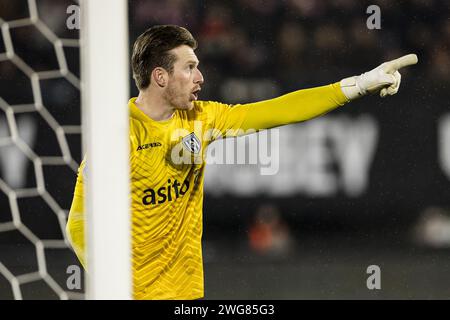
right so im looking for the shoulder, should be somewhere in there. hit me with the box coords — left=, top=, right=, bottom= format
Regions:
left=190, top=100, right=209, bottom=114
left=182, top=100, right=230, bottom=119
left=129, top=118, right=145, bottom=152
left=179, top=100, right=220, bottom=124
left=129, top=118, right=143, bottom=137
left=129, top=117, right=142, bottom=129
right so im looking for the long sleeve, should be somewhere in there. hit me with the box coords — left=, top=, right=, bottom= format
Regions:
left=210, top=82, right=349, bottom=137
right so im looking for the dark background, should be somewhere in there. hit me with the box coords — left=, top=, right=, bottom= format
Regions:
left=1, top=0, right=450, bottom=299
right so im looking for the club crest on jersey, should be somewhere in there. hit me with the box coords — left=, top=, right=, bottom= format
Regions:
left=182, top=132, right=201, bottom=154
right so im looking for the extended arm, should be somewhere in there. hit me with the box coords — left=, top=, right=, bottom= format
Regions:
left=240, top=82, right=347, bottom=131
left=214, top=54, right=418, bottom=135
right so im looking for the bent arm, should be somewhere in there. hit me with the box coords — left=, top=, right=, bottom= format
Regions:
left=66, top=161, right=87, bottom=268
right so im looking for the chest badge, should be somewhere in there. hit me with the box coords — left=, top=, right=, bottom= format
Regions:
left=182, top=132, right=201, bottom=154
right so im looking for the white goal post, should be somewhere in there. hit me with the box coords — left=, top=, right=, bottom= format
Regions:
left=81, top=0, right=131, bottom=299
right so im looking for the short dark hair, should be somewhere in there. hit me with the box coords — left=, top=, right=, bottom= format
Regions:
left=131, top=25, right=197, bottom=90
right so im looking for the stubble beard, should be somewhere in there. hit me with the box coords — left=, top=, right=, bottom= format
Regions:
left=165, top=83, right=192, bottom=110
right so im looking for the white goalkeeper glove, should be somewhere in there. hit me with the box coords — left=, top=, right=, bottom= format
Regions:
left=340, top=53, right=418, bottom=100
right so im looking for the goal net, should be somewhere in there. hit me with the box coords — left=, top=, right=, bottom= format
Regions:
left=0, top=0, right=131, bottom=299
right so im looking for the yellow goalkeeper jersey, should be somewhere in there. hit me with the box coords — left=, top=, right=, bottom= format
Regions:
left=66, top=83, right=348, bottom=300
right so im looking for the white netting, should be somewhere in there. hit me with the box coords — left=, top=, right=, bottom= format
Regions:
left=0, top=0, right=83, bottom=299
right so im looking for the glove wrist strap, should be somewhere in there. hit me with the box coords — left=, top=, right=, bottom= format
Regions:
left=340, top=75, right=366, bottom=100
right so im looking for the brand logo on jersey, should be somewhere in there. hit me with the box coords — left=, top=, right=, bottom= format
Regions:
left=142, top=178, right=190, bottom=205
left=182, top=132, right=201, bottom=154
left=136, top=142, right=162, bottom=151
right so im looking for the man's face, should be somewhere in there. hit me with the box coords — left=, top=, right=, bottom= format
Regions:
left=164, top=45, right=204, bottom=110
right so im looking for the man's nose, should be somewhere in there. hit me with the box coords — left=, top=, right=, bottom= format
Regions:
left=195, top=69, right=204, bottom=85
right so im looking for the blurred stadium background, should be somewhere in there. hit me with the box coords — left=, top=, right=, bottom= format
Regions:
left=1, top=0, right=450, bottom=299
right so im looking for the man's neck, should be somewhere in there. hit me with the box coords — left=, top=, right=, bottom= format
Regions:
left=134, top=90, right=175, bottom=122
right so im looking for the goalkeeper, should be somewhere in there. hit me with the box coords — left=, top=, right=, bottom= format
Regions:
left=66, top=25, right=418, bottom=300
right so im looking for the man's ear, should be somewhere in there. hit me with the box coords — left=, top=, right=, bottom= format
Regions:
left=152, top=67, right=167, bottom=87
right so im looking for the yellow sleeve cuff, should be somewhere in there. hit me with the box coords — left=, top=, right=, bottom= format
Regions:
left=331, top=81, right=351, bottom=105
